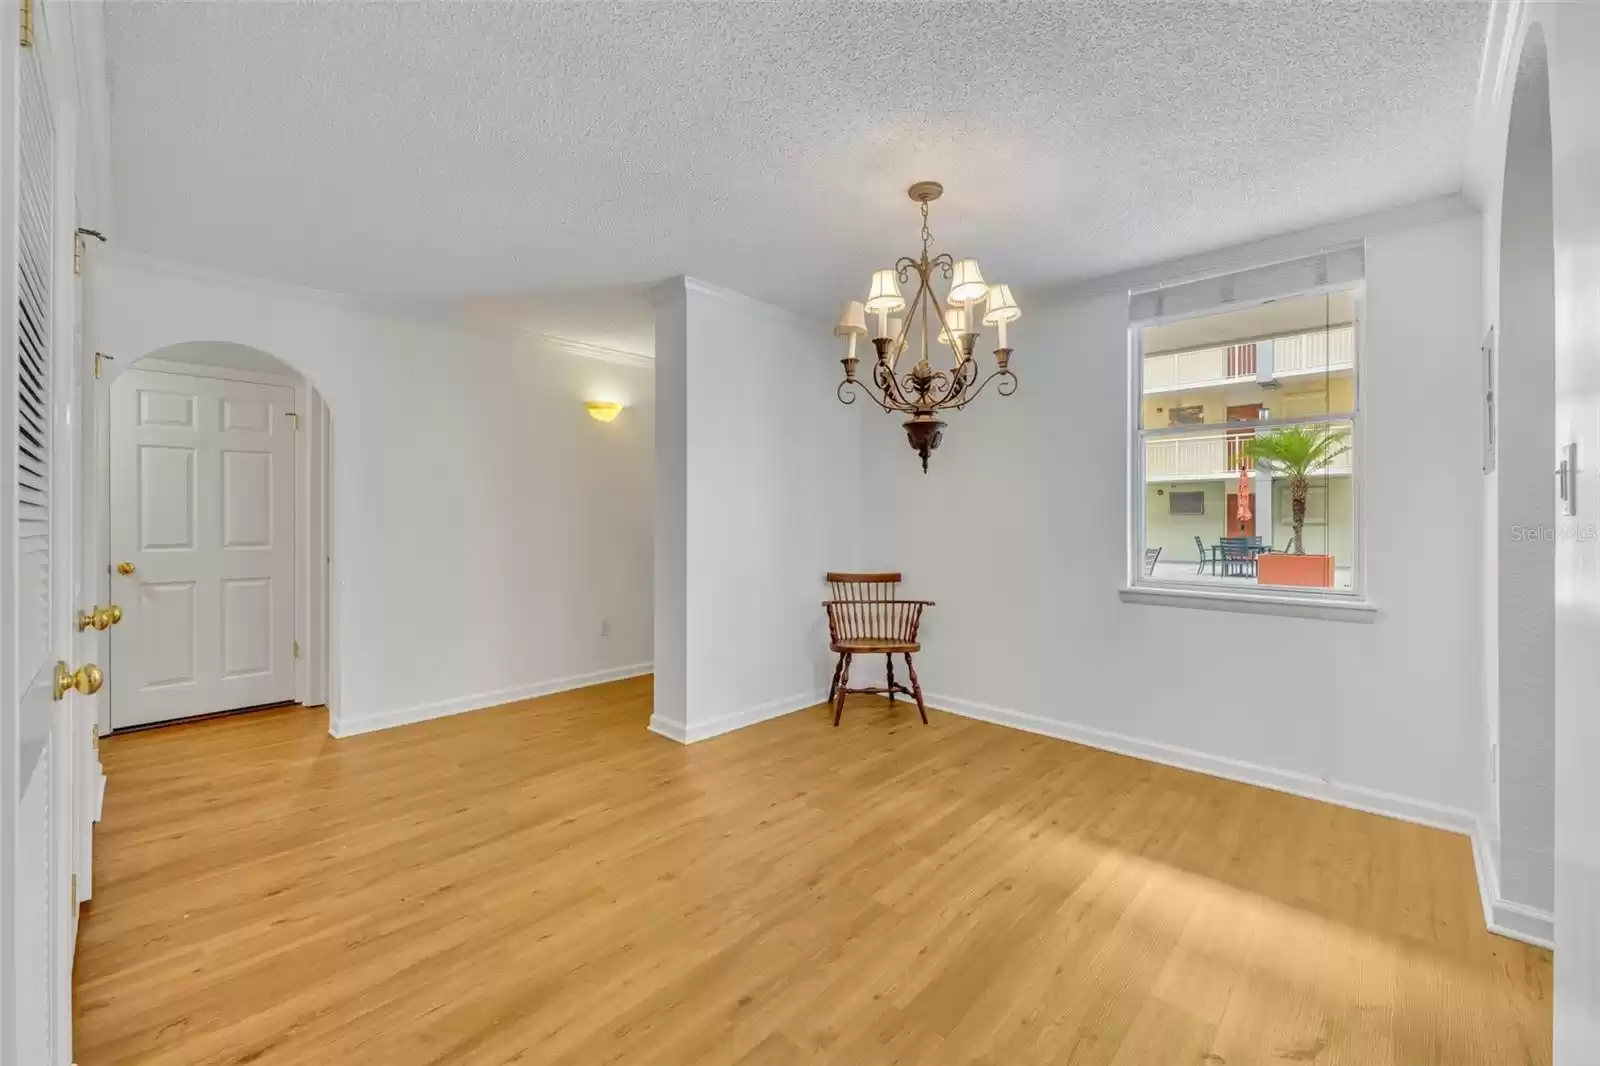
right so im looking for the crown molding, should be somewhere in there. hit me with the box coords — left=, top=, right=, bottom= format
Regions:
left=646, top=274, right=817, bottom=327
left=528, top=332, right=654, bottom=368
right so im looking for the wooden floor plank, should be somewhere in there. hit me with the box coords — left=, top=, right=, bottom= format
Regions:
left=74, top=676, right=1551, bottom=1065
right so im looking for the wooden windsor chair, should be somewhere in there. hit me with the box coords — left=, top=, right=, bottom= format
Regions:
left=823, top=572, right=933, bottom=727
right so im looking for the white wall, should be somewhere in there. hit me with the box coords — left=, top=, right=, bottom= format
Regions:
left=649, top=278, right=859, bottom=742
left=1466, top=2, right=1600, bottom=1052
left=88, top=254, right=655, bottom=736
left=859, top=206, right=1485, bottom=828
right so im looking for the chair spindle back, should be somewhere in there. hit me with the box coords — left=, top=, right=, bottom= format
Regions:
left=824, top=572, right=924, bottom=644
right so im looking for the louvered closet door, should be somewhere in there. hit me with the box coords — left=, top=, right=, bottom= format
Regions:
left=8, top=15, right=68, bottom=1065
left=109, top=370, right=296, bottom=728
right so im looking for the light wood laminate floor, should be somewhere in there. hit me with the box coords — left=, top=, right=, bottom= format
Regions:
left=75, top=675, right=1550, bottom=1065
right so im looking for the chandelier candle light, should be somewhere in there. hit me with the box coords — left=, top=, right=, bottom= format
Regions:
left=833, top=181, right=1020, bottom=471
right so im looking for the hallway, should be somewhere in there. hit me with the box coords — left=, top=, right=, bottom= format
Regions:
left=73, top=677, right=1549, bottom=1065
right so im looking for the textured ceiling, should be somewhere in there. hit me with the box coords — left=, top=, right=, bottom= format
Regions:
left=105, top=1, right=1487, bottom=355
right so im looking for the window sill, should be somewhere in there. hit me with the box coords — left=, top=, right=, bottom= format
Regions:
left=1118, top=584, right=1377, bottom=623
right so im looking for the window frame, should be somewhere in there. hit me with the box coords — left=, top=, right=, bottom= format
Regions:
left=1124, top=278, right=1371, bottom=616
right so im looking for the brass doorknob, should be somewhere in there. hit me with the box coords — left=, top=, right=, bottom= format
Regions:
left=76, top=604, right=125, bottom=631
left=116, top=561, right=136, bottom=576
left=53, top=661, right=104, bottom=701
left=77, top=607, right=110, bottom=632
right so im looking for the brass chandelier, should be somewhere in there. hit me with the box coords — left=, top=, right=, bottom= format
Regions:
left=834, top=180, right=1021, bottom=471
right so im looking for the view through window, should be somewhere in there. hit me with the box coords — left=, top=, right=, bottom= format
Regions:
left=1134, top=289, right=1359, bottom=596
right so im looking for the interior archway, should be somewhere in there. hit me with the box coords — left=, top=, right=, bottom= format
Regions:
left=94, top=340, right=337, bottom=732
left=1493, top=23, right=1555, bottom=916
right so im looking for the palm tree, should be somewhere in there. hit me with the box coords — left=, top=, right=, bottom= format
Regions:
left=1238, top=425, right=1350, bottom=554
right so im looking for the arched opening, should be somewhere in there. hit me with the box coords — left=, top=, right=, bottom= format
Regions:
left=1493, top=24, right=1554, bottom=916
left=93, top=341, right=337, bottom=733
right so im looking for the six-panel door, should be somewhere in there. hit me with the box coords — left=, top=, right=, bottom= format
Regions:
left=109, top=369, right=296, bottom=729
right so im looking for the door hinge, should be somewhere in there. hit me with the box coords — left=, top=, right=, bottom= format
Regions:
left=70, top=873, right=77, bottom=902
left=74, top=228, right=106, bottom=276
left=293, top=639, right=301, bottom=659
left=94, top=352, right=114, bottom=380
left=286, top=412, right=300, bottom=431
left=20, top=0, right=33, bottom=47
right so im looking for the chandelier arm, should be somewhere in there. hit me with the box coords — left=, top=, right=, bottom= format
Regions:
left=875, top=359, right=913, bottom=410
left=949, top=369, right=1018, bottom=410
left=931, top=252, right=954, bottom=279
left=840, top=376, right=898, bottom=413
left=894, top=255, right=920, bottom=285
left=931, top=357, right=976, bottom=409
left=919, top=352, right=978, bottom=410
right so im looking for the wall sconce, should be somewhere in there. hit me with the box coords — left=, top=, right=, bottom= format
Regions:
left=585, top=401, right=623, bottom=423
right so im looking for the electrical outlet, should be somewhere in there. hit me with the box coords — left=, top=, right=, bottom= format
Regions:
left=600, top=618, right=612, bottom=638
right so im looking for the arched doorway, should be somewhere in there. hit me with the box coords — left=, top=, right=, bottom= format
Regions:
left=1492, top=24, right=1554, bottom=925
left=92, top=341, right=336, bottom=732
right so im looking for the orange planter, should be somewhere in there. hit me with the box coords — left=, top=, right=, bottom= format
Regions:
left=1257, top=552, right=1335, bottom=588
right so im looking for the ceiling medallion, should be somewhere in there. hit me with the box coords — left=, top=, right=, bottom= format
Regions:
left=833, top=181, right=1021, bottom=472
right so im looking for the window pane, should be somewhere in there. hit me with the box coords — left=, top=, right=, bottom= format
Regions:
left=1141, top=291, right=1355, bottom=428
left=1143, top=419, right=1355, bottom=592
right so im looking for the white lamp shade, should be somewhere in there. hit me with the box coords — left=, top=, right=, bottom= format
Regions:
left=834, top=300, right=868, bottom=337
left=982, top=283, right=1021, bottom=324
left=937, top=306, right=967, bottom=343
left=949, top=258, right=988, bottom=306
left=864, top=269, right=906, bottom=313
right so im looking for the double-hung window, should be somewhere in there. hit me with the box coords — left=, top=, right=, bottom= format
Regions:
left=1128, top=246, right=1365, bottom=609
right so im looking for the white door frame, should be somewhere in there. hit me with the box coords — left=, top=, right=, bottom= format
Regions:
left=89, top=354, right=332, bottom=734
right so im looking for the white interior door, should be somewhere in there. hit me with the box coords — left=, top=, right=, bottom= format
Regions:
left=109, top=370, right=295, bottom=729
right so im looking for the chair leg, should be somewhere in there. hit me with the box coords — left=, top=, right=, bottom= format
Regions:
left=904, top=653, right=928, bottom=725
left=832, top=654, right=852, bottom=727
left=827, top=653, right=845, bottom=705
left=885, top=654, right=897, bottom=706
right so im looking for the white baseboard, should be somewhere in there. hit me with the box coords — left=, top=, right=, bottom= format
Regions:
left=1471, top=822, right=1556, bottom=948
left=925, top=692, right=1477, bottom=834
left=926, top=691, right=1557, bottom=949
left=649, top=689, right=824, bottom=745
left=330, top=663, right=652, bottom=738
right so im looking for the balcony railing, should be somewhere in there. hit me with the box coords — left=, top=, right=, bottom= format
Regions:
left=1273, top=326, right=1354, bottom=375
left=1143, top=324, right=1354, bottom=393
left=1146, top=431, right=1354, bottom=480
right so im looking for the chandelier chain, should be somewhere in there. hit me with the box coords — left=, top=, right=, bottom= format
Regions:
left=920, top=201, right=933, bottom=259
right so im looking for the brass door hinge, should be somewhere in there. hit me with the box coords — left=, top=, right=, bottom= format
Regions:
left=286, top=412, right=300, bottom=431
left=20, top=0, right=33, bottom=47
left=293, top=639, right=301, bottom=659
left=94, top=352, right=114, bottom=380
left=74, top=228, right=106, bottom=276
left=70, top=873, right=77, bottom=902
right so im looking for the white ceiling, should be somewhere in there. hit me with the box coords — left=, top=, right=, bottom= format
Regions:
left=104, top=1, right=1488, bottom=357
